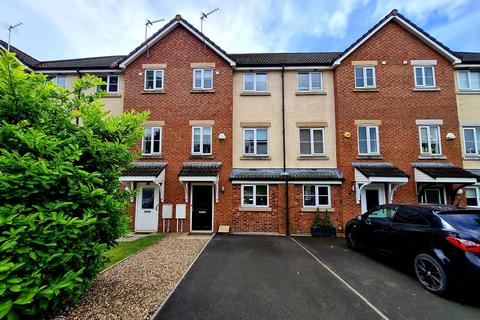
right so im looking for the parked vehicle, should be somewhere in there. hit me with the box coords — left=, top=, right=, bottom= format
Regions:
left=345, top=203, right=480, bottom=294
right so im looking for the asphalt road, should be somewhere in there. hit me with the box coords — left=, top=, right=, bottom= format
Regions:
left=154, top=235, right=480, bottom=320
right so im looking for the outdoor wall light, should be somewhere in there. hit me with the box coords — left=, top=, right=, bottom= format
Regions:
left=344, top=131, right=352, bottom=138
left=446, top=132, right=456, bottom=140
left=218, top=132, right=226, bottom=140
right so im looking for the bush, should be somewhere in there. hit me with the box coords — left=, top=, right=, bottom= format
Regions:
left=0, top=51, right=147, bottom=318
left=312, top=208, right=333, bottom=229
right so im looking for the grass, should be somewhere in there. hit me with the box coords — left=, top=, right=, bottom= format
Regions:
left=103, top=234, right=164, bottom=269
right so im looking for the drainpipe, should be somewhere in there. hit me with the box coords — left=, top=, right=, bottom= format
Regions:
left=281, top=65, right=290, bottom=235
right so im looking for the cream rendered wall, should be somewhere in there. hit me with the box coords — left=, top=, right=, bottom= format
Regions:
left=454, top=70, right=480, bottom=169
left=232, top=69, right=337, bottom=168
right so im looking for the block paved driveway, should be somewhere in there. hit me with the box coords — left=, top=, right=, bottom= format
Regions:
left=154, top=235, right=480, bottom=320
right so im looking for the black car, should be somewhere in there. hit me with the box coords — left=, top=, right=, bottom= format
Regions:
left=345, top=203, right=480, bottom=294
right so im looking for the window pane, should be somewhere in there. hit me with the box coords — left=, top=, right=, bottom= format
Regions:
left=243, top=186, right=254, bottom=205
left=256, top=129, right=268, bottom=155
left=458, top=71, right=469, bottom=89
left=355, top=68, right=364, bottom=87
left=369, top=127, right=378, bottom=153
left=193, top=128, right=201, bottom=153
left=424, top=67, right=434, bottom=86
left=204, top=69, right=213, bottom=89
left=256, top=185, right=268, bottom=206
left=141, top=188, right=155, bottom=209
left=470, top=71, right=480, bottom=90
left=425, top=189, right=441, bottom=204
left=430, top=126, right=440, bottom=154
left=366, top=68, right=374, bottom=86
left=203, top=127, right=211, bottom=153
left=244, top=129, right=255, bottom=154
left=466, top=188, right=478, bottom=206
left=56, top=76, right=67, bottom=89
left=298, top=73, right=309, bottom=91
left=155, top=70, right=163, bottom=89
left=313, top=130, right=324, bottom=154
left=143, top=128, right=152, bottom=153
left=300, top=129, right=311, bottom=154
left=415, top=67, right=423, bottom=86
left=358, top=127, right=368, bottom=154
left=255, top=73, right=268, bottom=91
left=420, top=127, right=429, bottom=153
left=311, top=73, right=322, bottom=90
left=153, top=128, right=161, bottom=153
left=146, top=70, right=154, bottom=89
left=108, top=76, right=118, bottom=92
left=244, top=73, right=254, bottom=91
left=194, top=70, right=202, bottom=88
left=317, top=186, right=329, bottom=206
left=97, top=76, right=107, bottom=92
left=304, top=185, right=315, bottom=206
left=464, top=128, right=477, bottom=154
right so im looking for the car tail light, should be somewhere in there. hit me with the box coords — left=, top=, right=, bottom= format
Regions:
left=446, top=236, right=480, bottom=253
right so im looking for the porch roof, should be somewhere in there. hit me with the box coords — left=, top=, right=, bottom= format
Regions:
left=412, top=163, right=478, bottom=184
left=121, top=162, right=166, bottom=177
left=178, top=162, right=222, bottom=177
left=353, top=162, right=409, bottom=178
left=230, top=168, right=343, bottom=181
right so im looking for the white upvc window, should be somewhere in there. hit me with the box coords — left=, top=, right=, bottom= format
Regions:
left=144, top=69, right=164, bottom=90
left=297, top=72, right=322, bottom=91
left=243, top=128, right=268, bottom=156
left=419, top=125, right=441, bottom=155
left=354, top=67, right=376, bottom=88
left=303, top=185, right=331, bottom=208
left=299, top=128, right=325, bottom=155
left=357, top=126, right=379, bottom=155
left=466, top=187, right=480, bottom=207
left=51, top=75, right=67, bottom=89
left=97, top=75, right=119, bottom=93
left=193, top=68, right=213, bottom=90
left=243, top=72, right=268, bottom=92
left=463, top=127, right=480, bottom=155
left=458, top=70, right=480, bottom=91
left=414, top=66, right=436, bottom=88
left=241, top=185, right=269, bottom=207
left=192, top=126, right=212, bottom=155
left=142, top=126, right=162, bottom=155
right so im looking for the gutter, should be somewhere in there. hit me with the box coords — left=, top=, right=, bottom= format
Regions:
left=281, top=65, right=290, bottom=235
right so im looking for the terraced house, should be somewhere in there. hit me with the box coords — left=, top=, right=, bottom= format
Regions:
left=4, top=9, right=479, bottom=235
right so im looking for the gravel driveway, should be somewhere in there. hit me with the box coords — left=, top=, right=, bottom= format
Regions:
left=53, top=233, right=211, bottom=320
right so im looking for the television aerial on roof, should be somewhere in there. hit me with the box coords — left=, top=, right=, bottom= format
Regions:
left=200, top=8, right=219, bottom=50
left=1, top=19, right=23, bottom=51
left=145, top=18, right=165, bottom=41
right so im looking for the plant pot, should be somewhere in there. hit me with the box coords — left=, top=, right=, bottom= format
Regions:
left=311, top=227, right=337, bottom=237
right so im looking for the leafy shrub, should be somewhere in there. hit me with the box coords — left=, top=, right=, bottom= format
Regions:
left=0, top=51, right=147, bottom=318
left=312, top=208, right=334, bottom=229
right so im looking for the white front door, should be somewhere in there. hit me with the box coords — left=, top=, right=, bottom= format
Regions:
left=361, top=184, right=386, bottom=213
left=135, top=183, right=159, bottom=232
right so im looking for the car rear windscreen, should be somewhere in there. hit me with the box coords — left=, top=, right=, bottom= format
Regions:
left=439, top=211, right=480, bottom=239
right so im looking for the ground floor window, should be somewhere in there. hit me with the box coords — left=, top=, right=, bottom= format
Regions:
left=303, top=185, right=331, bottom=208
left=241, top=185, right=268, bottom=207
left=466, top=187, right=479, bottom=207
left=423, top=188, right=444, bottom=204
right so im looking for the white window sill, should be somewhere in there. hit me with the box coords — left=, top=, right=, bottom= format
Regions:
left=463, top=155, right=480, bottom=160
left=240, top=91, right=271, bottom=96
left=141, top=154, right=163, bottom=159
left=190, top=154, right=214, bottom=159
left=297, top=155, right=329, bottom=160
left=301, top=207, right=334, bottom=213
left=418, top=154, right=447, bottom=159
left=457, top=90, right=480, bottom=95
left=238, top=207, right=272, bottom=212
left=295, top=91, right=326, bottom=96
left=357, top=154, right=383, bottom=160
left=103, top=93, right=121, bottom=98
left=191, top=89, right=215, bottom=93
left=413, top=87, right=441, bottom=92
left=240, top=155, right=271, bottom=160
left=142, top=90, right=165, bottom=94
left=354, top=88, right=379, bottom=92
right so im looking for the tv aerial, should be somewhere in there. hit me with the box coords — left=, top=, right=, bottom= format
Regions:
left=1, top=19, right=23, bottom=51
left=145, top=18, right=165, bottom=41
left=200, top=8, right=219, bottom=50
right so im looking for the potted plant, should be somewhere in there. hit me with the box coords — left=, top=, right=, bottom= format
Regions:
left=311, top=208, right=337, bottom=237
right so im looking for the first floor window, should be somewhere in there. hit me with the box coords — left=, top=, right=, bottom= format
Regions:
left=142, top=127, right=162, bottom=155
left=419, top=125, right=441, bottom=155
left=145, top=69, right=164, bottom=90
left=50, top=75, right=67, bottom=89
left=463, top=127, right=480, bottom=155
left=193, top=68, right=213, bottom=90
left=243, top=72, right=268, bottom=92
left=244, top=128, right=268, bottom=155
left=192, top=126, right=212, bottom=154
left=414, top=66, right=435, bottom=88
left=466, top=187, right=479, bottom=207
left=458, top=70, right=480, bottom=91
left=303, top=185, right=331, bottom=207
left=97, top=75, right=119, bottom=93
left=298, top=72, right=322, bottom=91
left=354, top=67, right=376, bottom=88
left=300, top=128, right=325, bottom=155
left=242, top=185, right=268, bottom=207
left=358, top=125, right=379, bottom=155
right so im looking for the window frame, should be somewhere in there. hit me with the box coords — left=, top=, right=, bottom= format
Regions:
left=354, top=66, right=376, bottom=89
left=144, top=69, right=164, bottom=91
left=423, top=188, right=444, bottom=204
left=303, top=185, right=331, bottom=208
left=51, top=75, right=67, bottom=89
left=97, top=75, right=119, bottom=93
left=141, top=126, right=162, bottom=155
left=458, top=70, right=480, bottom=91
left=243, top=128, right=269, bottom=156
left=414, top=66, right=436, bottom=88
left=418, top=125, right=442, bottom=155
left=297, top=72, right=323, bottom=92
left=465, top=187, right=480, bottom=207
left=241, top=184, right=269, bottom=208
left=243, top=72, right=268, bottom=92
left=299, top=128, right=326, bottom=156
left=463, top=127, right=480, bottom=155
left=191, top=126, right=212, bottom=155
left=357, top=125, right=380, bottom=155
left=192, top=68, right=213, bottom=90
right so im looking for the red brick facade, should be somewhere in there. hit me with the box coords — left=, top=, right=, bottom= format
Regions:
left=334, top=20, right=463, bottom=227
left=123, top=24, right=233, bottom=232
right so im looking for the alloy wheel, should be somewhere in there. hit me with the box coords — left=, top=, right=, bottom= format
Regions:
left=414, top=254, right=447, bottom=293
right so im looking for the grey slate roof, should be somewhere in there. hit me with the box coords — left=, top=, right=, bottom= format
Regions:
left=230, top=168, right=343, bottom=181
left=230, top=52, right=341, bottom=67
left=34, top=55, right=125, bottom=70
left=455, top=52, right=480, bottom=64
left=178, top=162, right=222, bottom=177
left=412, top=163, right=478, bottom=179
left=0, top=39, right=40, bottom=68
left=353, top=162, right=409, bottom=178
left=121, top=162, right=166, bottom=177
left=467, top=169, right=480, bottom=177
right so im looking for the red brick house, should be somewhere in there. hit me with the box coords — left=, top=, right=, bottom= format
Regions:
left=333, top=10, right=477, bottom=227
left=119, top=15, right=236, bottom=233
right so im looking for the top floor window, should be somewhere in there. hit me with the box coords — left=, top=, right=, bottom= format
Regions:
left=144, top=69, right=164, bottom=91
left=419, top=125, right=441, bottom=155
left=354, top=67, right=376, bottom=88
left=458, top=70, right=480, bottom=91
left=243, top=72, right=268, bottom=92
left=193, top=68, right=213, bottom=90
left=298, top=72, right=322, bottom=91
left=358, top=125, right=379, bottom=155
left=97, top=75, right=119, bottom=93
left=414, top=66, right=435, bottom=88
left=50, top=75, right=67, bottom=89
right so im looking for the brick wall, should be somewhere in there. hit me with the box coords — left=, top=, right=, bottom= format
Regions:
left=334, top=20, right=463, bottom=227
left=123, top=24, right=233, bottom=232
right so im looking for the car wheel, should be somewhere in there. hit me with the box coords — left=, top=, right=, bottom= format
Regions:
left=346, top=229, right=359, bottom=250
left=414, top=253, right=448, bottom=294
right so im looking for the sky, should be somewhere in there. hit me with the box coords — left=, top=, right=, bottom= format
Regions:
left=1, top=0, right=479, bottom=61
